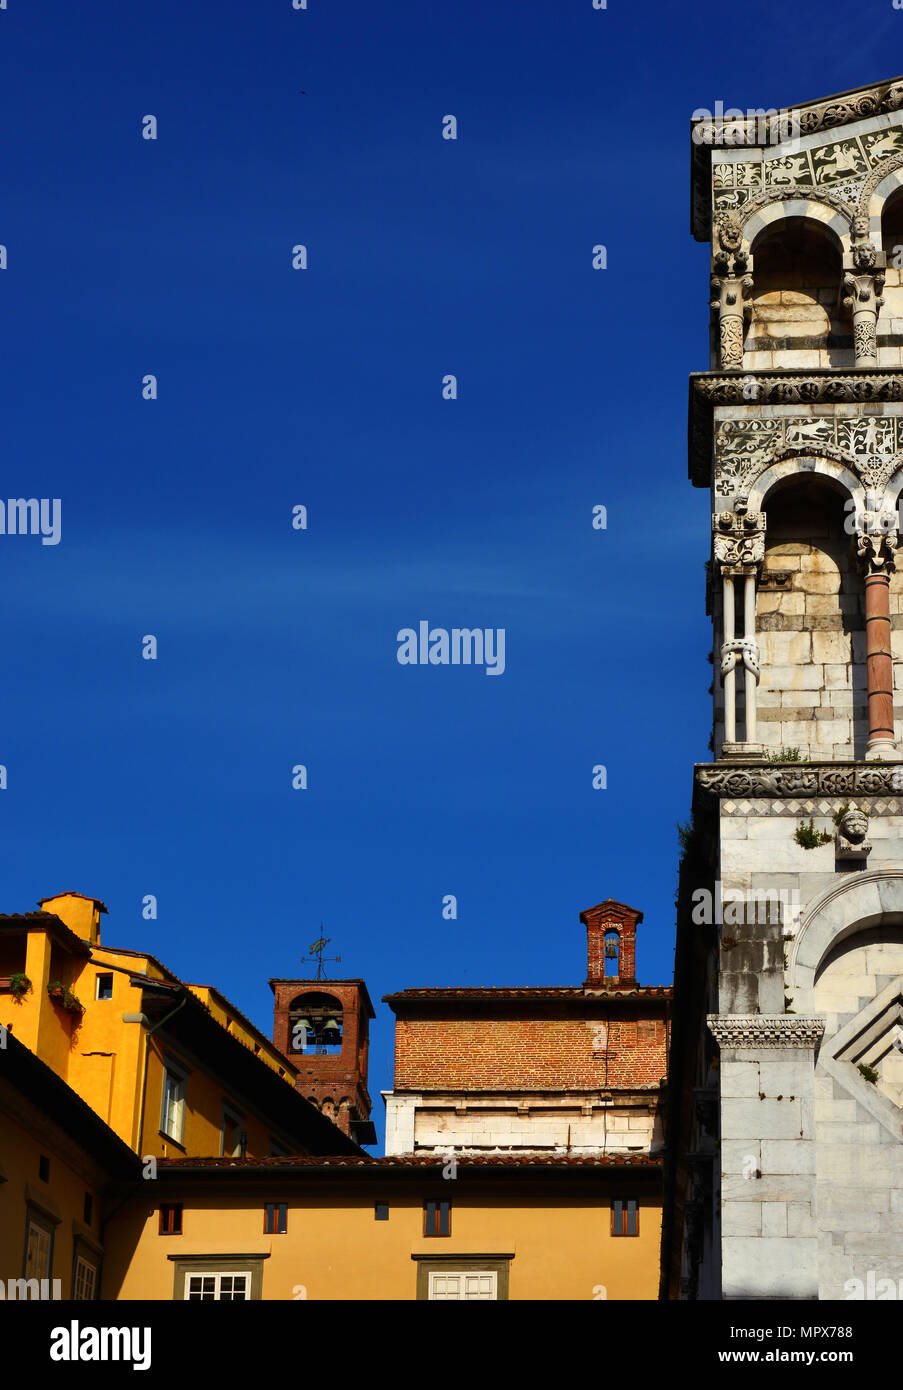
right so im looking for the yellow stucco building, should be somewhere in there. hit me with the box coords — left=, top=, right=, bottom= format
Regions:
left=102, top=1154, right=662, bottom=1301
left=1, top=890, right=664, bottom=1300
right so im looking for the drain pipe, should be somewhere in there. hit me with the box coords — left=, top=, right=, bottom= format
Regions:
left=123, top=995, right=188, bottom=1153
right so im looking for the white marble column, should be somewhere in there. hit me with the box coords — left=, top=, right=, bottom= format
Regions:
left=744, top=573, right=758, bottom=746
left=722, top=574, right=736, bottom=745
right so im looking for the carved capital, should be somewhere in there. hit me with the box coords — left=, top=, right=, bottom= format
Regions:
left=707, top=1014, right=825, bottom=1050
left=713, top=509, right=765, bottom=568
left=856, top=529, right=898, bottom=575
left=710, top=272, right=755, bottom=369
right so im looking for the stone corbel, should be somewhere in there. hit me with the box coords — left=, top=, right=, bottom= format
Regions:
left=834, top=807, right=871, bottom=863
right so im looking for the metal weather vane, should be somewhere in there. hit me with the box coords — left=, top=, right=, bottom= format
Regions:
left=301, top=929, right=341, bottom=981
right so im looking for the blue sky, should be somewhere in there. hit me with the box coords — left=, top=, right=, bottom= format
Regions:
left=1, top=0, right=898, bottom=1146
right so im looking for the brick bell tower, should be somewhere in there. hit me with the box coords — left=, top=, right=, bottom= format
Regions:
left=667, top=75, right=903, bottom=1303
left=581, top=899, right=641, bottom=987
left=271, top=977, right=377, bottom=1147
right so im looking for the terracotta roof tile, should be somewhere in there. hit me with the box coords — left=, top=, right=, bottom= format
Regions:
left=158, top=1152, right=662, bottom=1170
left=384, top=985, right=671, bottom=1002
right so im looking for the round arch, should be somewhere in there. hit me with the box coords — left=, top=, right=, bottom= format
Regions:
left=880, top=463, right=903, bottom=513
left=866, top=164, right=903, bottom=229
left=788, top=869, right=903, bottom=1005
left=741, top=199, right=852, bottom=256
left=744, top=456, right=862, bottom=514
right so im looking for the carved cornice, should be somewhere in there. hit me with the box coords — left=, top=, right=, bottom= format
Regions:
left=695, top=760, right=903, bottom=799
left=707, top=1014, right=826, bottom=1049
left=697, top=767, right=903, bottom=800
left=688, top=369, right=903, bottom=487
left=691, top=76, right=903, bottom=240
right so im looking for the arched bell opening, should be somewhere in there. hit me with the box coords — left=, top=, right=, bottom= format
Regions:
left=755, top=475, right=863, bottom=759
left=880, top=186, right=903, bottom=349
left=747, top=218, right=845, bottom=358
left=603, top=930, right=620, bottom=978
left=288, top=991, right=344, bottom=1055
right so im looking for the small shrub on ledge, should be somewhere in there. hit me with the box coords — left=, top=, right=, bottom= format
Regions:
left=794, top=818, right=832, bottom=849
left=9, top=973, right=31, bottom=1000
left=770, top=748, right=802, bottom=763
left=858, top=1063, right=879, bottom=1085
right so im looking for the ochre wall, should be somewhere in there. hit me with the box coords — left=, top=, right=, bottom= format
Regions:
left=104, top=1187, right=662, bottom=1301
left=1, top=929, right=306, bottom=1161
left=0, top=1080, right=107, bottom=1297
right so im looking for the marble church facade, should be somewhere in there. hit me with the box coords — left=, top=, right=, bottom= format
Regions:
left=665, top=76, right=903, bottom=1299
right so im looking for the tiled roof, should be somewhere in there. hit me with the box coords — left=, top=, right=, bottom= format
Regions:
left=97, top=944, right=183, bottom=984
left=185, top=981, right=298, bottom=1066
left=384, top=985, right=672, bottom=1001
left=0, top=912, right=91, bottom=956
left=116, top=971, right=299, bottom=1078
left=38, top=892, right=108, bottom=913
left=158, top=1152, right=662, bottom=1170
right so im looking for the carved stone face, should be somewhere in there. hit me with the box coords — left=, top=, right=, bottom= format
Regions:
left=852, top=215, right=870, bottom=240
left=719, top=219, right=742, bottom=252
left=841, top=810, right=868, bottom=842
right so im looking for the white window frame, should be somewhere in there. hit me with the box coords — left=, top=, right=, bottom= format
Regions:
left=24, top=1216, right=53, bottom=1281
left=160, top=1063, right=187, bottom=1144
left=184, top=1270, right=251, bottom=1301
left=220, top=1102, right=245, bottom=1158
left=95, top=973, right=114, bottom=1001
left=428, top=1269, right=497, bottom=1301
left=73, top=1255, right=98, bottom=1300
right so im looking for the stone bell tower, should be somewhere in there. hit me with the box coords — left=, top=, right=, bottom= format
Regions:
left=665, top=76, right=903, bottom=1301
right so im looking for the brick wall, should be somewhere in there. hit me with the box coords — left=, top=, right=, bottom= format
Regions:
left=393, top=1012, right=668, bottom=1091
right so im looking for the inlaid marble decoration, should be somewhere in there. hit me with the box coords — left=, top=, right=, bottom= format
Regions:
left=711, top=125, right=903, bottom=212
left=714, top=413, right=903, bottom=497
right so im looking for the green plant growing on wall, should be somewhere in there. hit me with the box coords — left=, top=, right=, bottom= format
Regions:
left=770, top=748, right=801, bottom=763
left=794, top=818, right=831, bottom=849
left=9, top=973, right=31, bottom=1000
left=858, top=1063, right=879, bottom=1085
left=47, top=982, right=84, bottom=1015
